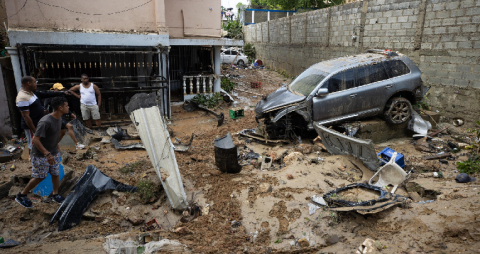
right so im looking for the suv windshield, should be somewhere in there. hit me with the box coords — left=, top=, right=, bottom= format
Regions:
left=289, top=68, right=328, bottom=96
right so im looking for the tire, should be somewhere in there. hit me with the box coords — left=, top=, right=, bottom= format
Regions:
left=237, top=60, right=245, bottom=65
left=383, top=97, right=412, bottom=124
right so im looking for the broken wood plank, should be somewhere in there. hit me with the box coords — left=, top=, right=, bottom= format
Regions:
left=422, top=153, right=451, bottom=160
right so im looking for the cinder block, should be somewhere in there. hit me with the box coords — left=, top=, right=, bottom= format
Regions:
left=397, top=16, right=408, bottom=23
left=421, top=43, right=433, bottom=50
left=448, top=72, right=463, bottom=79
left=457, top=16, right=472, bottom=25
left=401, top=22, right=413, bottom=29
left=474, top=41, right=480, bottom=49
left=457, top=64, right=472, bottom=72
left=471, top=81, right=480, bottom=89
left=391, top=23, right=401, bottom=29
left=432, top=3, right=446, bottom=11
left=436, top=10, right=451, bottom=19
left=408, top=15, right=418, bottom=22
left=462, top=24, right=477, bottom=33
left=451, top=9, right=465, bottom=17
left=466, top=6, right=480, bottom=16
left=442, top=18, right=456, bottom=26
left=444, top=42, right=458, bottom=49
left=447, top=26, right=461, bottom=34
left=461, top=0, right=475, bottom=8
left=393, top=10, right=403, bottom=17
left=441, top=34, right=454, bottom=42
left=443, top=64, right=457, bottom=72
left=403, top=9, right=414, bottom=16
left=463, top=72, right=479, bottom=81
left=428, top=19, right=442, bottom=27
left=454, top=79, right=469, bottom=87
left=425, top=12, right=436, bottom=20
left=458, top=41, right=473, bottom=49
left=434, top=27, right=447, bottom=34
left=455, top=35, right=469, bottom=42
left=445, top=2, right=460, bottom=10
left=436, top=56, right=451, bottom=63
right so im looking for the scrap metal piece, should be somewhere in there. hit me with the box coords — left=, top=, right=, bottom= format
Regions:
left=50, top=165, right=137, bottom=231
left=111, top=138, right=145, bottom=150
left=323, top=183, right=407, bottom=215
left=173, top=133, right=195, bottom=152
left=408, top=110, right=432, bottom=138
left=214, top=132, right=242, bottom=174
left=238, top=128, right=287, bottom=143
left=70, top=119, right=91, bottom=146
left=182, top=101, right=224, bottom=127
left=314, top=123, right=380, bottom=171
left=125, top=93, right=188, bottom=210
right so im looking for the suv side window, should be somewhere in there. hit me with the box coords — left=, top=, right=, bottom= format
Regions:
left=356, top=62, right=389, bottom=86
left=325, top=69, right=355, bottom=93
left=231, top=50, right=238, bottom=55
left=384, top=60, right=410, bottom=78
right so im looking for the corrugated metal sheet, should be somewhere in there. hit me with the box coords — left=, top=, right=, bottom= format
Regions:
left=130, top=105, right=188, bottom=210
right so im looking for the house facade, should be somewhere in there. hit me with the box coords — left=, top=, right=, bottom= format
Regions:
left=4, top=0, right=242, bottom=120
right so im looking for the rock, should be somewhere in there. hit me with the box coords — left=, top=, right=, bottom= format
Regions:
left=338, top=166, right=346, bottom=172
left=283, top=152, right=303, bottom=165
left=21, top=145, right=30, bottom=160
left=82, top=211, right=97, bottom=220
left=286, top=174, right=294, bottom=180
left=298, top=238, right=309, bottom=247
left=95, top=216, right=105, bottom=222
left=258, top=183, right=272, bottom=193
left=128, top=217, right=144, bottom=226
left=408, top=192, right=423, bottom=202
left=356, top=238, right=376, bottom=254
left=313, top=143, right=327, bottom=152
left=75, top=150, right=88, bottom=160
left=267, top=151, right=277, bottom=161
left=295, top=144, right=314, bottom=154
left=8, top=185, right=24, bottom=198
left=325, top=235, right=341, bottom=246
left=174, top=226, right=190, bottom=234
left=0, top=180, right=13, bottom=199
left=458, top=142, right=469, bottom=149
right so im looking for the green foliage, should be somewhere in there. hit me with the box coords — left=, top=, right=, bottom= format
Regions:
left=119, top=160, right=148, bottom=175
left=222, top=20, right=243, bottom=39
left=137, top=179, right=157, bottom=203
left=457, top=121, right=480, bottom=174
left=274, top=239, right=282, bottom=243
left=243, top=43, right=256, bottom=60
left=414, top=96, right=430, bottom=110
left=250, top=0, right=343, bottom=10
left=191, top=92, right=223, bottom=108
left=280, top=70, right=290, bottom=78
left=221, top=77, right=237, bottom=93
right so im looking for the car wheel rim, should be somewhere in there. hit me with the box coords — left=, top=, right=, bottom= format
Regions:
left=390, top=102, right=410, bottom=122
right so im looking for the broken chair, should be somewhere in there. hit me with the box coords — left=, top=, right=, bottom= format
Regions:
left=368, top=152, right=409, bottom=193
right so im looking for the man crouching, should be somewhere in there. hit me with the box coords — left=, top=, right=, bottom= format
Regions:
left=16, top=96, right=69, bottom=208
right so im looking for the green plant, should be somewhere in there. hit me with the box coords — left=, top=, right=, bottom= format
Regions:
left=280, top=70, right=289, bottom=79
left=274, top=239, right=282, bottom=243
left=221, top=77, right=237, bottom=93
left=243, top=43, right=256, bottom=60
left=222, top=20, right=243, bottom=39
left=414, top=96, right=430, bottom=110
left=191, top=92, right=223, bottom=108
left=137, top=179, right=157, bottom=203
left=375, top=241, right=387, bottom=250
left=457, top=121, right=480, bottom=174
left=119, top=160, right=148, bottom=175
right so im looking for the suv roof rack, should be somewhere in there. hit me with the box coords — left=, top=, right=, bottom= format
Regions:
left=365, top=49, right=398, bottom=57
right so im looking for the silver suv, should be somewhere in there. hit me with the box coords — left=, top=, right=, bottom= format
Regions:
left=254, top=50, right=428, bottom=139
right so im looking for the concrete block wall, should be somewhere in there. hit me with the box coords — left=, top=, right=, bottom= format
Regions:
left=243, top=0, right=480, bottom=126
left=364, top=0, right=420, bottom=49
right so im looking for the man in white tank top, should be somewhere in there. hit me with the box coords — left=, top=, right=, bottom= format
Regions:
left=69, top=74, right=102, bottom=129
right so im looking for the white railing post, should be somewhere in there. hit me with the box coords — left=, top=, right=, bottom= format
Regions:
left=183, top=78, right=187, bottom=95
left=202, top=77, right=206, bottom=93
left=196, top=77, right=200, bottom=94
left=189, top=77, right=193, bottom=94
left=209, top=76, right=213, bottom=93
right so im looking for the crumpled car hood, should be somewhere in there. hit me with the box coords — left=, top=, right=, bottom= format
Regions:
left=255, top=86, right=305, bottom=114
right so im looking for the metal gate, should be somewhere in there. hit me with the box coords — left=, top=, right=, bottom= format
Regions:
left=20, top=45, right=171, bottom=118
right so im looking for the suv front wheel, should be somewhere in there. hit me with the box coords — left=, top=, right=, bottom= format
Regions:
left=383, top=97, right=412, bottom=124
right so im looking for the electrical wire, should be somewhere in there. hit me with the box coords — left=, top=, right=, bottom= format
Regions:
left=33, top=0, right=153, bottom=16
left=7, top=0, right=28, bottom=18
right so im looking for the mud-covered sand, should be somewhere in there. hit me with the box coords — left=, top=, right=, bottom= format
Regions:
left=1, top=67, right=480, bottom=253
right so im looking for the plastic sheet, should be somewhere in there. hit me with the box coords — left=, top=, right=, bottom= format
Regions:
left=111, top=138, right=145, bottom=150
left=50, top=165, right=137, bottom=231
left=214, top=132, right=242, bottom=173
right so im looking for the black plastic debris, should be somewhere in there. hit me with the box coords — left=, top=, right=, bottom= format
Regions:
left=244, top=151, right=260, bottom=160
left=173, top=133, right=195, bottom=152
left=323, top=183, right=408, bottom=215
left=70, top=119, right=92, bottom=145
left=111, top=138, right=145, bottom=150
left=50, top=165, right=137, bottom=231
left=182, top=101, right=224, bottom=127
left=214, top=132, right=242, bottom=173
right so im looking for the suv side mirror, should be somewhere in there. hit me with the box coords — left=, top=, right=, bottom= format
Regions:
left=316, top=88, right=329, bottom=97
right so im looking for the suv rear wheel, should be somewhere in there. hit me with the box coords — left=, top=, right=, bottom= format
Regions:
left=237, top=60, right=245, bottom=65
left=383, top=97, right=412, bottom=124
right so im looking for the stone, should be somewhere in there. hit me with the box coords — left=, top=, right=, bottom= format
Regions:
left=287, top=174, right=294, bottom=180
left=408, top=192, right=423, bottom=202
left=295, top=144, right=314, bottom=154
left=8, top=185, right=23, bottom=198
left=0, top=180, right=13, bottom=199
left=75, top=150, right=88, bottom=160
left=21, top=145, right=29, bottom=160
left=128, top=217, right=144, bottom=226
left=325, top=235, right=341, bottom=246
left=258, top=183, right=272, bottom=193
left=283, top=152, right=303, bottom=165
left=298, top=238, right=309, bottom=247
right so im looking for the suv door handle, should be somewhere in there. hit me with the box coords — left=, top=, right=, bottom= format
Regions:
left=385, top=84, right=393, bottom=89
left=349, top=94, right=357, bottom=98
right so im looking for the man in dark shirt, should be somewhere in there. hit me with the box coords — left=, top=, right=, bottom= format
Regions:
left=15, top=76, right=66, bottom=152
left=44, top=83, right=85, bottom=150
left=15, top=96, right=69, bottom=208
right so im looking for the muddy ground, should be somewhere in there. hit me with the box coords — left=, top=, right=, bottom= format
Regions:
left=1, top=66, right=480, bottom=253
